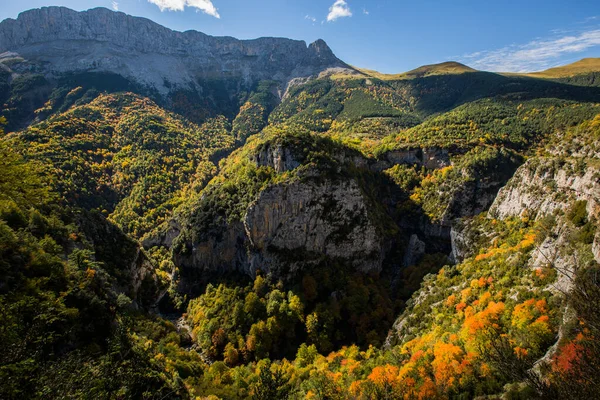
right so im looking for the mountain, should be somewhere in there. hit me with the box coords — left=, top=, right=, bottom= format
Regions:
left=0, top=6, right=354, bottom=130
left=1, top=6, right=600, bottom=400
left=511, top=57, right=600, bottom=87
left=359, top=61, right=477, bottom=80
left=525, top=58, right=600, bottom=78
left=0, top=6, right=350, bottom=93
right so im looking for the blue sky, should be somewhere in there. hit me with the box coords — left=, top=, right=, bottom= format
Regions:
left=1, top=0, right=599, bottom=73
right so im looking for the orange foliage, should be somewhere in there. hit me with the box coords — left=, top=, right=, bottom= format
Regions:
left=554, top=340, right=584, bottom=373
left=432, top=342, right=464, bottom=388
left=368, top=364, right=400, bottom=387
left=85, top=268, right=96, bottom=280
left=446, top=294, right=457, bottom=307
left=418, top=378, right=437, bottom=400
left=462, top=301, right=505, bottom=336
left=511, top=298, right=548, bottom=330
left=514, top=347, right=529, bottom=359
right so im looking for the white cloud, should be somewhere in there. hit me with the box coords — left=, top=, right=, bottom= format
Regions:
left=363, top=8, right=369, bottom=15
left=111, top=1, right=119, bottom=11
left=147, top=0, right=220, bottom=18
left=305, top=15, right=316, bottom=23
left=460, top=28, right=600, bottom=72
left=327, top=0, right=352, bottom=22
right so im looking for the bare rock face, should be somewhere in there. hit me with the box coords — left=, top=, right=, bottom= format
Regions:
left=487, top=155, right=600, bottom=295
left=244, top=178, right=384, bottom=275
left=0, top=6, right=351, bottom=94
left=250, top=143, right=301, bottom=173
left=375, top=147, right=452, bottom=172
left=401, top=234, right=426, bottom=267
left=593, top=231, right=600, bottom=264
left=450, top=223, right=471, bottom=263
left=173, top=175, right=385, bottom=290
left=489, top=158, right=600, bottom=220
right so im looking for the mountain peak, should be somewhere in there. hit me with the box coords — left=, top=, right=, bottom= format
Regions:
left=401, top=61, right=477, bottom=78
left=356, top=61, right=477, bottom=81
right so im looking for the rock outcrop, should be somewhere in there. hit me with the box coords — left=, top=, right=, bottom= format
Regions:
left=173, top=173, right=386, bottom=289
left=487, top=153, right=600, bottom=293
left=244, top=178, right=384, bottom=275
left=401, top=234, right=426, bottom=267
left=250, top=143, right=301, bottom=173
left=0, top=6, right=352, bottom=95
left=594, top=231, right=600, bottom=264
left=489, top=158, right=600, bottom=220
left=373, top=147, right=452, bottom=172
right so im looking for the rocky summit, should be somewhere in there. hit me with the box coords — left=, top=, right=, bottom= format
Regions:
left=1, top=5, right=600, bottom=400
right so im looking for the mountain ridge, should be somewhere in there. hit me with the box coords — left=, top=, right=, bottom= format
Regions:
left=524, top=57, right=600, bottom=78
left=0, top=6, right=336, bottom=57
left=0, top=6, right=352, bottom=96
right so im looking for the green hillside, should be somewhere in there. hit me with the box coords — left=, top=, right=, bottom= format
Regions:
left=1, top=47, right=600, bottom=399
left=358, top=61, right=477, bottom=81
left=524, top=58, right=600, bottom=78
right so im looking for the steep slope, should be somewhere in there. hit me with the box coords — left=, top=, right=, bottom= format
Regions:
left=2, top=7, right=600, bottom=399
left=163, top=129, right=401, bottom=291
left=8, top=92, right=235, bottom=242
left=384, top=115, right=600, bottom=398
left=0, top=134, right=180, bottom=399
left=0, top=7, right=349, bottom=92
left=0, top=6, right=353, bottom=130
left=274, top=67, right=600, bottom=152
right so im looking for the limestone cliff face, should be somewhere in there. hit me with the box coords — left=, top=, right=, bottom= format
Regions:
left=489, top=158, right=600, bottom=220
left=373, top=147, right=451, bottom=172
left=0, top=6, right=351, bottom=94
left=487, top=156, right=600, bottom=286
left=450, top=155, right=600, bottom=266
left=250, top=143, right=301, bottom=173
left=173, top=173, right=385, bottom=289
left=244, top=178, right=384, bottom=275
left=166, top=132, right=398, bottom=292
left=388, top=154, right=600, bottom=348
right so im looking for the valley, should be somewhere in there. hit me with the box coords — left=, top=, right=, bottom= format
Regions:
left=1, top=6, right=599, bottom=399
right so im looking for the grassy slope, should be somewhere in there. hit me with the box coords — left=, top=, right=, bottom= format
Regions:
left=357, top=61, right=477, bottom=81
left=521, top=58, right=600, bottom=78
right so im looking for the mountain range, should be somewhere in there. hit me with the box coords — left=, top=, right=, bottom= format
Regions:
left=1, top=6, right=599, bottom=399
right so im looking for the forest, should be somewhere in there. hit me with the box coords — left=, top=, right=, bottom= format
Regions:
left=1, top=18, right=600, bottom=398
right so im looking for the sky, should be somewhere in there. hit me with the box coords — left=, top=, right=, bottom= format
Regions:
left=1, top=0, right=599, bottom=74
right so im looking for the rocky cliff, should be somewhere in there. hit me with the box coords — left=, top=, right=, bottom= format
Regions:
left=165, top=131, right=399, bottom=292
left=243, top=177, right=384, bottom=274
left=0, top=6, right=352, bottom=94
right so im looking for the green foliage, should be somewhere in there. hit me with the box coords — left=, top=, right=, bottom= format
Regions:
left=0, top=142, right=178, bottom=398
left=2, top=53, right=600, bottom=399
left=252, top=362, right=293, bottom=400
left=0, top=140, right=54, bottom=209
left=377, top=98, right=600, bottom=153
left=568, top=200, right=588, bottom=227
left=187, top=276, right=304, bottom=361
left=174, top=126, right=388, bottom=255
left=12, top=92, right=235, bottom=239
left=232, top=81, right=279, bottom=143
